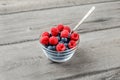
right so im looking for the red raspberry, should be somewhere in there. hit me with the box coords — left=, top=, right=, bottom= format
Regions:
left=63, top=26, right=71, bottom=32
left=51, top=27, right=59, bottom=36
left=49, top=36, right=58, bottom=45
left=68, top=40, right=76, bottom=49
left=41, top=32, right=50, bottom=37
left=57, top=24, right=64, bottom=31
left=56, top=43, right=66, bottom=51
left=61, top=30, right=69, bottom=38
left=70, top=32, right=79, bottom=41
left=40, top=36, right=49, bottom=45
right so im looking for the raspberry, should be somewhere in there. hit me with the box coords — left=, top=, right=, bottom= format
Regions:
left=40, top=24, right=80, bottom=52
left=49, top=36, right=58, bottom=45
left=68, top=40, right=76, bottom=48
left=56, top=43, right=66, bottom=51
left=61, top=30, right=69, bottom=38
left=41, top=32, right=50, bottom=37
left=70, top=32, right=79, bottom=41
left=63, top=26, right=71, bottom=32
left=57, top=24, right=64, bottom=31
left=40, top=36, right=49, bottom=45
left=51, top=27, right=59, bottom=36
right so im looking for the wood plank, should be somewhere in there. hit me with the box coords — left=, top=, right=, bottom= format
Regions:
left=0, top=28, right=120, bottom=80
left=73, top=69, right=120, bottom=80
left=0, top=0, right=119, bottom=14
left=0, top=1, right=120, bottom=45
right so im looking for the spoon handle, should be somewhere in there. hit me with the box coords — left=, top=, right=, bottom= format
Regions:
left=73, top=6, right=95, bottom=31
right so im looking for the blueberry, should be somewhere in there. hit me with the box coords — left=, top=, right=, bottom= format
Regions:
left=59, top=41, right=64, bottom=43
left=57, top=36, right=61, bottom=41
left=52, top=46, right=56, bottom=51
left=61, top=38, right=68, bottom=43
left=47, top=45, right=56, bottom=51
left=47, top=46, right=53, bottom=50
left=67, top=38, right=70, bottom=43
left=65, top=47, right=69, bottom=50
left=64, top=38, right=68, bottom=42
left=58, top=32, right=61, bottom=36
left=64, top=43, right=68, bottom=47
left=61, top=38, right=64, bottom=41
left=44, top=45, right=48, bottom=48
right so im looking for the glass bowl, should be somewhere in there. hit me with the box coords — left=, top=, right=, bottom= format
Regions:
left=40, top=39, right=80, bottom=62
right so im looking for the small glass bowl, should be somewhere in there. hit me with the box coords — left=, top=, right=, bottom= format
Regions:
left=40, top=40, right=80, bottom=62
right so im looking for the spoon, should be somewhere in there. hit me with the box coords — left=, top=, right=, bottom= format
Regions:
left=73, top=6, right=95, bottom=31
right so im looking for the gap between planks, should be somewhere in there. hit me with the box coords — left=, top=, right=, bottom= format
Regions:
left=0, top=26, right=120, bottom=46
left=0, top=0, right=120, bottom=15
left=0, top=28, right=120, bottom=80
left=0, top=1, right=120, bottom=46
left=56, top=67, right=120, bottom=80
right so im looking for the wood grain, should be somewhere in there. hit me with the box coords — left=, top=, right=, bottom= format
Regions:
left=1, top=1, right=120, bottom=80
left=0, top=0, right=119, bottom=14
left=0, top=28, right=120, bottom=80
left=0, top=1, right=120, bottom=45
left=72, top=70, right=120, bottom=80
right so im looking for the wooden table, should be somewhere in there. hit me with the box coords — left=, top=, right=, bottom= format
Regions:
left=0, top=0, right=120, bottom=80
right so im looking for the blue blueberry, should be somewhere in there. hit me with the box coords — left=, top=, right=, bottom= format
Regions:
left=59, top=41, right=64, bottom=43
left=57, top=36, right=61, bottom=41
left=67, top=38, right=70, bottom=43
left=44, top=45, right=48, bottom=48
left=58, top=32, right=61, bottom=36
left=65, top=47, right=69, bottom=50
left=52, top=46, right=56, bottom=51
left=64, top=43, right=68, bottom=47
left=61, top=38, right=65, bottom=41
left=61, top=38, right=68, bottom=43
left=47, top=46, right=53, bottom=50
left=47, top=45, right=56, bottom=51
left=64, top=38, right=68, bottom=43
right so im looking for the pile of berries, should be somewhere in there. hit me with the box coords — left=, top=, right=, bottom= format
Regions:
left=40, top=24, right=80, bottom=52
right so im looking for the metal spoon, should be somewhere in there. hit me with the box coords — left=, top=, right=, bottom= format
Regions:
left=73, top=6, right=95, bottom=31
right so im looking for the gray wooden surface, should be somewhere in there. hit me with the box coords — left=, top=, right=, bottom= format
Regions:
left=0, top=0, right=120, bottom=80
